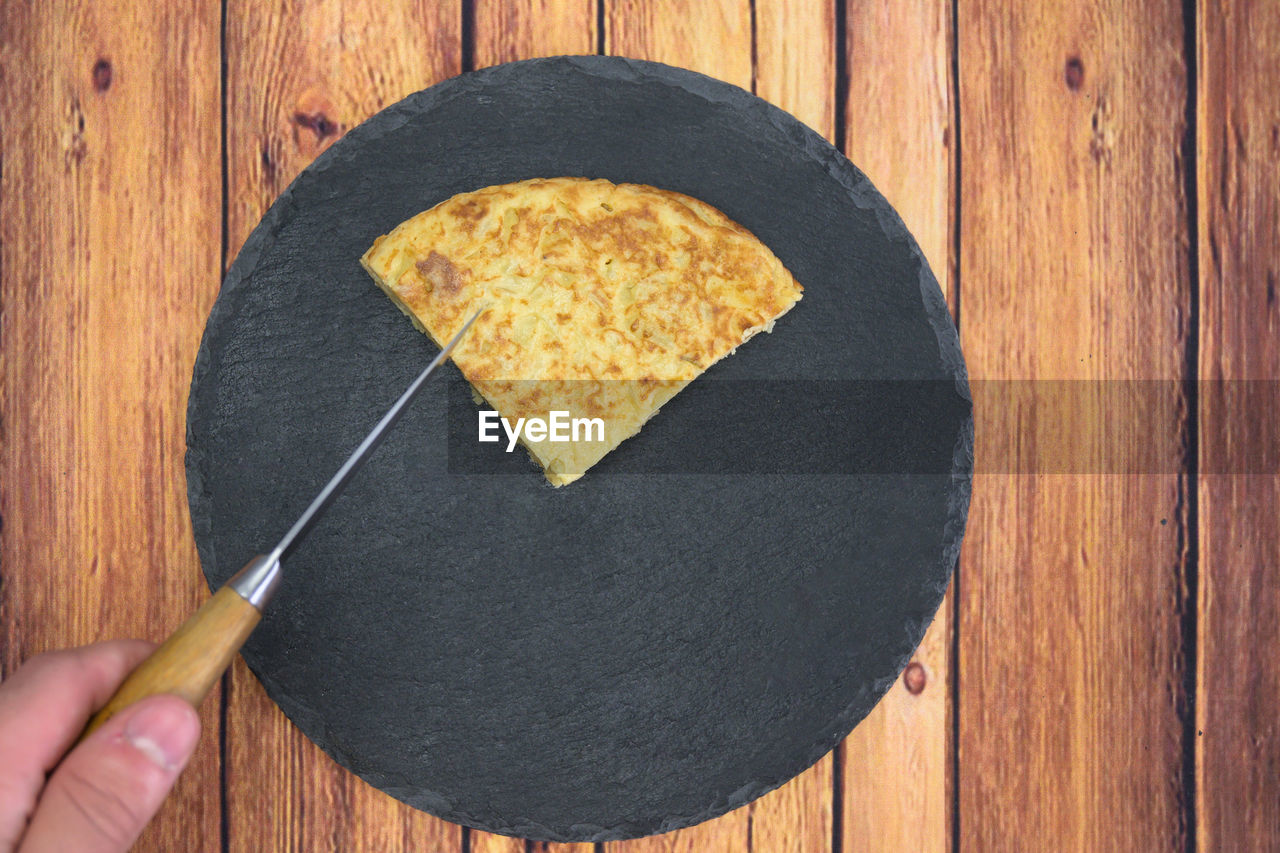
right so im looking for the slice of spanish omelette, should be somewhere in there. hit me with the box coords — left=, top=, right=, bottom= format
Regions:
left=360, top=177, right=802, bottom=486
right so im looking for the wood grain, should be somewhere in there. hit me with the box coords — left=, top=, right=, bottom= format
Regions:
left=605, top=0, right=751, bottom=87
left=225, top=0, right=463, bottom=253
left=840, top=0, right=954, bottom=849
left=0, top=1, right=223, bottom=850
left=957, top=0, right=1193, bottom=849
left=746, top=761, right=834, bottom=853
left=746, top=4, right=837, bottom=852
left=7, top=2, right=1279, bottom=850
left=473, top=0, right=597, bottom=68
left=222, top=2, right=462, bottom=850
left=1196, top=0, right=1280, bottom=847
left=755, top=0, right=835, bottom=138
left=469, top=832, right=595, bottom=853
left=468, top=829, right=524, bottom=853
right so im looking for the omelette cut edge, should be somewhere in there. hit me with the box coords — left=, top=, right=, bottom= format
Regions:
left=360, top=177, right=803, bottom=486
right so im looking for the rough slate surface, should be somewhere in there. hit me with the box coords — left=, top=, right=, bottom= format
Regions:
left=186, top=56, right=973, bottom=842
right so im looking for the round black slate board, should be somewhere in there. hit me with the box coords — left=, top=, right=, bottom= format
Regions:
left=187, top=56, right=972, bottom=842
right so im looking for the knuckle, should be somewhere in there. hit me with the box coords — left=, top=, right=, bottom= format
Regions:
left=54, top=764, right=150, bottom=847
left=21, top=647, right=92, bottom=681
left=19, top=649, right=69, bottom=674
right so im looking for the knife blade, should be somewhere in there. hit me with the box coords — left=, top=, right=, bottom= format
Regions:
left=81, top=310, right=482, bottom=737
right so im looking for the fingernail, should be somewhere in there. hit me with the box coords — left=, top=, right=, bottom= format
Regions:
left=122, top=699, right=200, bottom=771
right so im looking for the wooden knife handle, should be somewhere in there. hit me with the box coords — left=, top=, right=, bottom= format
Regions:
left=82, top=586, right=261, bottom=738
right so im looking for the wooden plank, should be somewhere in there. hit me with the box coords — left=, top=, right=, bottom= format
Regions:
left=471, top=4, right=593, bottom=849
left=840, top=0, right=954, bottom=849
left=606, top=4, right=752, bottom=845
left=603, top=4, right=749, bottom=853
left=222, top=2, right=462, bottom=850
left=465, top=829, right=602, bottom=851
left=605, top=0, right=751, bottom=86
left=755, top=0, right=836, bottom=139
left=469, top=4, right=599, bottom=849
left=1196, top=0, right=1280, bottom=848
left=469, top=831, right=524, bottom=853
left=605, top=3, right=751, bottom=848
left=748, top=4, right=837, bottom=852
left=0, top=2, right=222, bottom=852
left=604, top=2, right=835, bottom=850
left=528, top=842, right=593, bottom=853
left=957, top=0, right=1192, bottom=849
left=841, top=622, right=948, bottom=853
left=746, top=761, right=834, bottom=853
left=226, top=1, right=463, bottom=253
left=473, top=0, right=597, bottom=68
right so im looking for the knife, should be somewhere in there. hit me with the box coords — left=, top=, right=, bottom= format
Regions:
left=82, top=310, right=483, bottom=737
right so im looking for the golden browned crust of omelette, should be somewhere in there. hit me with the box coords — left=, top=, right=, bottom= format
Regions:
left=361, top=177, right=803, bottom=485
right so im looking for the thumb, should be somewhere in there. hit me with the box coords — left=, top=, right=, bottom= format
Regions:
left=18, top=695, right=201, bottom=853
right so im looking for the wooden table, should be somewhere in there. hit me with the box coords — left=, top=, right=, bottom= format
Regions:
left=2, top=1, right=1276, bottom=850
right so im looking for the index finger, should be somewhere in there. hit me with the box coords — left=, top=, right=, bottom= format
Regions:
left=0, top=640, right=154, bottom=847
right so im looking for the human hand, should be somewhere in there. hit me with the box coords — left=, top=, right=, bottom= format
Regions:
left=0, top=640, right=202, bottom=852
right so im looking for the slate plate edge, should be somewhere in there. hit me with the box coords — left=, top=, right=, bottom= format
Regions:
left=184, top=55, right=974, bottom=842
